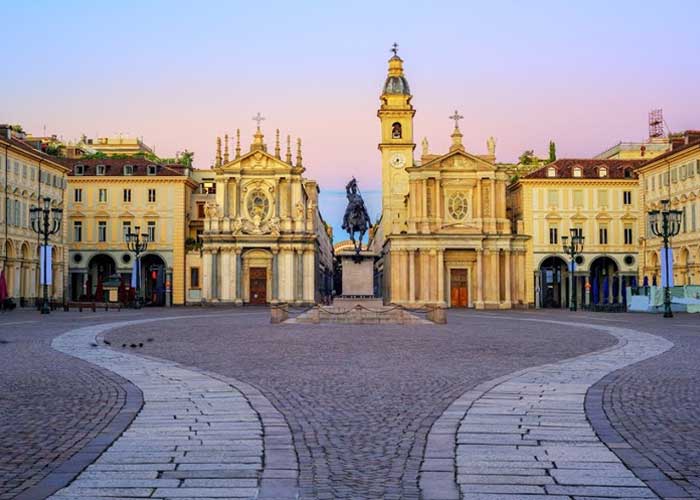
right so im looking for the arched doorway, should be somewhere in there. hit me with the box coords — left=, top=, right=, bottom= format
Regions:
left=589, top=257, right=619, bottom=304
left=140, top=254, right=166, bottom=306
left=243, top=249, right=272, bottom=305
left=87, top=254, right=116, bottom=300
left=539, top=256, right=568, bottom=308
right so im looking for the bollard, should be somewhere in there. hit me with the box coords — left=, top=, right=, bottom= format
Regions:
left=270, top=306, right=289, bottom=324
left=427, top=307, right=447, bottom=324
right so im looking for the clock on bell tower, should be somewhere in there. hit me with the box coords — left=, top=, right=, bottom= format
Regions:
left=378, top=43, right=415, bottom=235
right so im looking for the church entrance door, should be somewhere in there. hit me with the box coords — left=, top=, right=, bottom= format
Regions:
left=249, top=267, right=267, bottom=305
left=450, top=269, right=468, bottom=308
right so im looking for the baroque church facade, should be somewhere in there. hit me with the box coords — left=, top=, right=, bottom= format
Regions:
left=371, top=52, right=528, bottom=308
left=197, top=126, right=334, bottom=305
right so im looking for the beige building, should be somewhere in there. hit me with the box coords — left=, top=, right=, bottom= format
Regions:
left=195, top=126, right=333, bottom=305
left=79, top=135, right=155, bottom=156
left=508, top=159, right=643, bottom=308
left=372, top=52, right=528, bottom=308
left=1, top=125, right=69, bottom=303
left=64, top=158, right=196, bottom=305
left=594, top=140, right=670, bottom=160
left=637, top=132, right=700, bottom=285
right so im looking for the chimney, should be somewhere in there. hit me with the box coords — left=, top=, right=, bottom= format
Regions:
left=0, top=124, right=11, bottom=140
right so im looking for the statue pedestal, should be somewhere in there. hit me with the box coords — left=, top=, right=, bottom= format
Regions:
left=338, top=250, right=378, bottom=298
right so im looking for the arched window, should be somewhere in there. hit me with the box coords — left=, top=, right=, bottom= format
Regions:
left=547, top=167, right=556, bottom=178
left=391, top=122, right=402, bottom=139
left=573, top=167, right=582, bottom=178
left=598, top=166, right=608, bottom=178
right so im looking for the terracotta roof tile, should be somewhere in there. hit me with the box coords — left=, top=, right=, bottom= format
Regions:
left=62, top=158, right=187, bottom=177
left=523, top=159, right=643, bottom=180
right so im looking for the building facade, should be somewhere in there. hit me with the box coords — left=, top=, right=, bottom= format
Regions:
left=508, top=159, right=643, bottom=308
left=196, top=127, right=333, bottom=305
left=1, top=125, right=69, bottom=303
left=637, top=133, right=700, bottom=285
left=372, top=53, right=528, bottom=308
left=64, top=159, right=196, bottom=305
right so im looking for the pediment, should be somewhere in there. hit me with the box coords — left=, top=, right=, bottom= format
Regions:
left=218, top=149, right=299, bottom=173
left=94, top=209, right=111, bottom=218
left=595, top=211, right=612, bottom=222
left=411, top=149, right=495, bottom=173
left=118, top=210, right=137, bottom=219
left=69, top=210, right=87, bottom=218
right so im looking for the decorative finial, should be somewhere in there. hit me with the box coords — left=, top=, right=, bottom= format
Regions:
left=421, top=137, right=429, bottom=157
left=391, top=42, right=399, bottom=56
left=235, top=128, right=241, bottom=158
left=449, top=110, right=464, bottom=129
left=216, top=136, right=222, bottom=166
left=274, top=129, right=281, bottom=158
left=224, top=134, right=229, bottom=163
left=252, top=112, right=265, bottom=130
left=285, top=135, right=292, bottom=163
left=296, top=138, right=302, bottom=167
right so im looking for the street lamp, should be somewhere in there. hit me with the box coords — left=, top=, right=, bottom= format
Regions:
left=126, top=225, right=149, bottom=309
left=30, top=197, right=63, bottom=314
left=648, top=199, right=682, bottom=318
left=561, top=228, right=585, bottom=312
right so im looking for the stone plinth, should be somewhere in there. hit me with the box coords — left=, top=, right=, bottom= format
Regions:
left=339, top=250, right=378, bottom=297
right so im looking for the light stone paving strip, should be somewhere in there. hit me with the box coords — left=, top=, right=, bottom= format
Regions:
left=47, top=316, right=299, bottom=500
left=420, top=317, right=674, bottom=500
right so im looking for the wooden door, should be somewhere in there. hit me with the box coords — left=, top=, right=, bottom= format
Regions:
left=450, top=269, right=469, bottom=308
left=249, top=267, right=267, bottom=305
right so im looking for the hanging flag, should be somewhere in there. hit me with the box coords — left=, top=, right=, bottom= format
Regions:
left=40, top=245, right=52, bottom=286
left=660, top=247, right=674, bottom=288
left=131, top=258, right=140, bottom=288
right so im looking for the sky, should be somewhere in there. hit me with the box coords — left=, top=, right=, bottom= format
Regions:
left=3, top=0, right=700, bottom=237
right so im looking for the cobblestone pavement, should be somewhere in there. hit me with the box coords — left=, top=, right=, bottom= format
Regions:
left=587, top=314, right=700, bottom=499
left=106, top=309, right=617, bottom=499
left=421, top=313, right=672, bottom=500
left=0, top=311, right=139, bottom=500
left=49, top=314, right=294, bottom=500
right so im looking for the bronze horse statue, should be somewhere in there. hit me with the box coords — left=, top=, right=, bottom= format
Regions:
left=342, top=178, right=371, bottom=257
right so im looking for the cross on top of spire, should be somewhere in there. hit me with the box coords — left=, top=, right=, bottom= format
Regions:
left=449, top=110, right=464, bottom=128
left=252, top=112, right=265, bottom=129
left=391, top=42, right=399, bottom=56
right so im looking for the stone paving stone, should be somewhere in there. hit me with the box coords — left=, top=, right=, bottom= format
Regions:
left=421, top=314, right=673, bottom=499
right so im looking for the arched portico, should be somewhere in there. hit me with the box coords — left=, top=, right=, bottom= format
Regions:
left=140, top=253, right=167, bottom=306
left=589, top=256, right=622, bottom=305
left=538, top=256, right=568, bottom=308
left=87, top=254, right=116, bottom=300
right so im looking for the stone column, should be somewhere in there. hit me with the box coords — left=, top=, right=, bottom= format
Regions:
left=271, top=249, right=279, bottom=302
left=202, top=250, right=212, bottom=300
left=492, top=249, right=500, bottom=305
left=437, top=249, right=445, bottom=305
left=422, top=180, right=428, bottom=220
left=475, top=249, right=484, bottom=308
left=303, top=248, right=314, bottom=303
left=235, top=249, right=242, bottom=305
left=504, top=250, right=511, bottom=307
left=275, top=178, right=280, bottom=218
left=211, top=249, right=219, bottom=300
left=220, top=248, right=231, bottom=301
left=408, top=249, right=415, bottom=303
left=296, top=249, right=304, bottom=302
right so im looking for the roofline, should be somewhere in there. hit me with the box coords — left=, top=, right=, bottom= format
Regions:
left=636, top=140, right=700, bottom=172
left=0, top=136, right=71, bottom=173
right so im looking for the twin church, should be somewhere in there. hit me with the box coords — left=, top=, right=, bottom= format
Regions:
left=199, top=49, right=526, bottom=308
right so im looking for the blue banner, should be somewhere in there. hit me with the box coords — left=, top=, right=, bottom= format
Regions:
left=660, top=247, right=674, bottom=288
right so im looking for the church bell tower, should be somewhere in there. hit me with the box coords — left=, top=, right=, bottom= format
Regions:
left=378, top=44, right=415, bottom=235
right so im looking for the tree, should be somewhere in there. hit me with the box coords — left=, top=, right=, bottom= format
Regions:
left=518, top=150, right=537, bottom=165
left=548, top=141, right=556, bottom=163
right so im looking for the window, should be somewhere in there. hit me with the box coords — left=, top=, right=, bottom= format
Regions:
left=147, top=221, right=156, bottom=242
left=190, top=267, right=200, bottom=288
left=122, top=221, right=131, bottom=242
left=123, top=164, right=134, bottom=175
left=547, top=167, right=556, bottom=177
left=547, top=189, right=558, bottom=207
left=4, top=199, right=10, bottom=225
left=197, top=202, right=205, bottom=218
left=147, top=165, right=157, bottom=176
left=598, top=189, right=609, bottom=208
left=573, top=167, right=582, bottom=178
left=693, top=203, right=697, bottom=232
left=623, top=168, right=633, bottom=179
left=671, top=168, right=677, bottom=183
left=123, top=188, right=132, bottom=203
left=74, top=188, right=83, bottom=203
left=599, top=225, right=608, bottom=245
left=623, top=191, right=632, bottom=205
left=75, top=164, right=84, bottom=175
left=98, top=221, right=107, bottom=242
left=549, top=226, right=558, bottom=244
left=96, top=164, right=106, bottom=176
left=624, top=226, right=633, bottom=245
left=148, top=189, right=156, bottom=203
left=98, top=188, right=108, bottom=203
left=391, top=122, right=402, bottom=139
left=663, top=172, right=669, bottom=186
left=573, top=190, right=583, bottom=208
left=13, top=200, right=19, bottom=226
left=651, top=176, right=656, bottom=191
left=598, top=166, right=608, bottom=177
left=14, top=161, right=19, bottom=175
left=30, top=167, right=35, bottom=181
left=690, top=162, right=696, bottom=178
left=22, top=164, right=27, bottom=178
left=682, top=207, right=687, bottom=233
left=74, top=221, right=83, bottom=242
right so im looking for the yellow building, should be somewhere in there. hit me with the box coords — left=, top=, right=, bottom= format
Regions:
left=508, top=159, right=643, bottom=308
left=372, top=52, right=528, bottom=308
left=79, top=135, right=155, bottom=156
left=64, top=158, right=197, bottom=305
left=637, top=131, right=700, bottom=285
left=1, top=125, right=69, bottom=303
left=193, top=126, right=333, bottom=305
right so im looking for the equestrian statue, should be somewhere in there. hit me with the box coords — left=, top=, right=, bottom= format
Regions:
left=342, top=177, right=372, bottom=258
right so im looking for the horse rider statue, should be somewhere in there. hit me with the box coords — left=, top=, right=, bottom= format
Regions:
left=342, top=177, right=371, bottom=258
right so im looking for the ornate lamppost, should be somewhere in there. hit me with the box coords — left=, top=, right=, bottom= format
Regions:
left=648, top=199, right=682, bottom=318
left=126, top=226, right=149, bottom=309
left=561, top=228, right=584, bottom=312
left=30, top=197, right=63, bottom=314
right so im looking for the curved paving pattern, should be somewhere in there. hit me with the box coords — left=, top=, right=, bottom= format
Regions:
left=48, top=316, right=298, bottom=500
left=420, top=315, right=673, bottom=500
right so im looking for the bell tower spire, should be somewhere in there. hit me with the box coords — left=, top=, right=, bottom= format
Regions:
left=378, top=43, right=415, bottom=235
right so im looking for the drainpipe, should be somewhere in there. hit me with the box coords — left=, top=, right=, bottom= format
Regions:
left=3, top=143, right=8, bottom=273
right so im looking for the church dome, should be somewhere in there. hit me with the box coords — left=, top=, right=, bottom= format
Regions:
left=383, top=55, right=410, bottom=95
